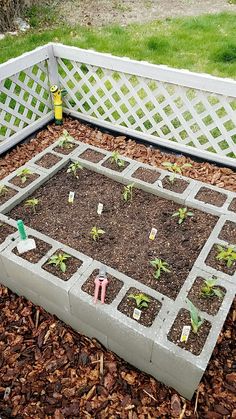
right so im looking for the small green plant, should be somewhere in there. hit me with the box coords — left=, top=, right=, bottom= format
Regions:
left=110, top=151, right=125, bottom=167
left=58, top=130, right=74, bottom=148
left=67, top=161, right=83, bottom=178
left=47, top=252, right=71, bottom=273
left=187, top=299, right=204, bottom=334
left=17, top=168, right=33, bottom=184
left=150, top=258, right=171, bottom=279
left=122, top=183, right=134, bottom=202
left=162, top=161, right=192, bottom=174
left=24, top=198, right=39, bottom=213
left=216, top=245, right=236, bottom=268
left=172, top=207, right=193, bottom=224
left=128, top=293, right=150, bottom=309
left=201, top=278, right=224, bottom=299
left=90, top=226, right=105, bottom=241
left=0, top=184, right=9, bottom=196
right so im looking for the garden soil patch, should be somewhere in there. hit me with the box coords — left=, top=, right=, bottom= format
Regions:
left=35, top=153, right=62, bottom=169
left=0, top=223, right=16, bottom=244
left=195, top=187, right=227, bottom=207
left=81, top=269, right=123, bottom=304
left=102, top=158, right=129, bottom=172
left=53, top=144, right=78, bottom=155
left=219, top=220, right=236, bottom=245
left=187, top=277, right=225, bottom=316
left=10, top=173, right=39, bottom=188
left=42, top=250, right=82, bottom=281
left=12, top=236, right=52, bottom=263
left=79, top=148, right=106, bottom=163
left=132, top=167, right=160, bottom=183
left=205, top=244, right=236, bottom=276
left=8, top=166, right=217, bottom=300
left=0, top=187, right=17, bottom=205
left=229, top=198, right=236, bottom=212
left=162, top=176, right=189, bottom=193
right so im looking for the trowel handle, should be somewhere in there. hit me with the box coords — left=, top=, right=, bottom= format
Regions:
left=17, top=220, right=27, bottom=240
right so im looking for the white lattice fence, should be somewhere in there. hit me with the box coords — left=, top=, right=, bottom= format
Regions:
left=53, top=44, right=236, bottom=167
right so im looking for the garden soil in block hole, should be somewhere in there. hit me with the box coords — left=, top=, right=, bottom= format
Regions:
left=79, top=149, right=106, bottom=163
left=132, top=167, right=160, bottom=184
left=53, top=143, right=78, bottom=155
left=187, top=277, right=225, bottom=316
left=8, top=166, right=217, bottom=299
left=42, top=250, right=82, bottom=281
left=35, top=153, right=62, bottom=169
left=102, top=158, right=129, bottom=172
left=205, top=245, right=236, bottom=276
left=195, top=187, right=227, bottom=207
left=82, top=269, right=123, bottom=304
left=0, top=187, right=17, bottom=205
left=0, top=223, right=16, bottom=244
left=218, top=220, right=236, bottom=245
left=10, top=173, right=39, bottom=188
left=162, top=177, right=189, bottom=193
left=229, top=198, right=236, bottom=213
left=12, top=237, right=52, bottom=263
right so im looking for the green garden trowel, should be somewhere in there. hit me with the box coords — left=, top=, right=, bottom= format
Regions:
left=16, top=220, right=36, bottom=254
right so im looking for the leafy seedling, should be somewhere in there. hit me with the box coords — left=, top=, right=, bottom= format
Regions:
left=0, top=184, right=8, bottom=196
left=110, top=151, right=125, bottom=167
left=24, top=198, right=39, bottom=214
left=90, top=226, right=105, bottom=241
left=187, top=299, right=204, bottom=334
left=162, top=162, right=192, bottom=175
left=122, top=183, right=134, bottom=202
left=128, top=293, right=150, bottom=309
left=67, top=161, right=83, bottom=178
left=17, top=168, right=33, bottom=184
left=172, top=207, right=193, bottom=224
left=216, top=245, right=236, bottom=268
left=201, top=278, right=224, bottom=299
left=150, top=258, right=171, bottom=279
left=47, top=252, right=71, bottom=273
left=58, top=130, right=74, bottom=149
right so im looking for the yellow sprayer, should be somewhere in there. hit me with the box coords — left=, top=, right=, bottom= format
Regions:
left=50, top=85, right=67, bottom=125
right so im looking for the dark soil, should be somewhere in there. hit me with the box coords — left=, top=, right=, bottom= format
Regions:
left=8, top=166, right=217, bottom=300
left=35, top=153, right=62, bottom=169
left=12, top=236, right=52, bottom=263
left=228, top=197, right=236, bottom=213
left=102, top=157, right=129, bottom=172
left=81, top=269, right=123, bottom=304
left=0, top=222, right=16, bottom=244
left=218, top=220, right=236, bottom=245
left=0, top=187, right=17, bottom=205
left=167, top=308, right=211, bottom=356
left=195, top=187, right=227, bottom=207
left=10, top=173, right=39, bottom=188
left=187, top=277, right=225, bottom=316
left=162, top=176, right=189, bottom=193
left=53, top=143, right=78, bottom=155
left=79, top=149, right=106, bottom=163
left=117, top=287, right=162, bottom=327
left=132, top=167, right=160, bottom=184
left=205, top=244, right=236, bottom=276
left=42, top=250, right=82, bottom=281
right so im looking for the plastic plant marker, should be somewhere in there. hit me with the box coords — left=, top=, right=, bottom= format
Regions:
left=180, top=325, right=191, bottom=343
left=93, top=265, right=108, bottom=304
left=133, top=308, right=141, bottom=321
left=97, top=203, right=103, bottom=215
left=16, top=220, right=36, bottom=254
left=157, top=180, right=163, bottom=188
left=68, top=191, right=75, bottom=204
left=149, top=227, right=157, bottom=240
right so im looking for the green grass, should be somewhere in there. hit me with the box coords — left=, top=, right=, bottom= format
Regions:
left=0, top=12, right=236, bottom=78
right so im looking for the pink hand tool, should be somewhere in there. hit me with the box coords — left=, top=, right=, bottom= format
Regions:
left=94, top=266, right=108, bottom=304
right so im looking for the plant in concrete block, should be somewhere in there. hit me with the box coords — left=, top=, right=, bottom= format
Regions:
left=150, top=258, right=171, bottom=279
left=17, top=168, right=33, bottom=184
left=162, top=162, right=192, bottom=175
left=216, top=245, right=236, bottom=268
left=122, top=183, right=134, bottom=202
left=110, top=151, right=125, bottom=168
left=187, top=299, right=204, bottom=334
left=172, top=207, right=193, bottom=224
left=47, top=252, right=71, bottom=273
left=24, top=198, right=39, bottom=214
left=201, top=278, right=224, bottom=299
left=58, top=130, right=74, bottom=149
left=128, top=293, right=150, bottom=309
left=90, top=226, right=105, bottom=241
left=67, top=161, right=83, bottom=178
left=0, top=184, right=9, bottom=196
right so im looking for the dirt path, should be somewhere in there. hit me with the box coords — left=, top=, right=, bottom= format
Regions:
left=59, top=0, right=236, bottom=27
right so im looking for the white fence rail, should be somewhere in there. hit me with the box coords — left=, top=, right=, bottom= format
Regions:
left=0, top=42, right=236, bottom=167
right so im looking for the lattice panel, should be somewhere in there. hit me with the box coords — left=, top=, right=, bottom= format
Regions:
left=0, top=60, right=52, bottom=142
left=58, top=58, right=236, bottom=159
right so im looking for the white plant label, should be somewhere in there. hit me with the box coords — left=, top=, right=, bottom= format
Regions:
left=68, top=191, right=75, bottom=203
left=157, top=180, right=163, bottom=188
left=149, top=227, right=157, bottom=240
left=133, top=308, right=141, bottom=321
left=97, top=202, right=103, bottom=215
left=180, top=325, right=191, bottom=343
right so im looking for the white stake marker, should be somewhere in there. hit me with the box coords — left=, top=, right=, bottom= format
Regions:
left=97, top=202, right=103, bottom=215
left=149, top=227, right=157, bottom=240
left=180, top=325, right=191, bottom=343
left=68, top=191, right=75, bottom=203
left=133, top=308, right=141, bottom=321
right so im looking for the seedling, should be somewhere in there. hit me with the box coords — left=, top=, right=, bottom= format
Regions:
left=187, top=299, right=204, bottom=334
left=58, top=130, right=74, bottom=149
left=201, top=278, right=224, bottom=299
left=150, top=258, right=171, bottom=279
left=47, top=252, right=71, bottom=273
left=162, top=162, right=192, bottom=175
left=17, top=168, right=33, bottom=184
left=67, top=161, right=83, bottom=178
left=110, top=151, right=125, bottom=167
left=216, top=245, right=236, bottom=268
left=128, top=293, right=150, bottom=309
left=0, top=184, right=8, bottom=196
left=90, top=226, right=105, bottom=241
left=122, top=183, right=134, bottom=202
left=24, top=198, right=39, bottom=214
left=172, top=207, right=193, bottom=224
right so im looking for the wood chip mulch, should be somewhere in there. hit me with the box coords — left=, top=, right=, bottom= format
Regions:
left=0, top=117, right=236, bottom=418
